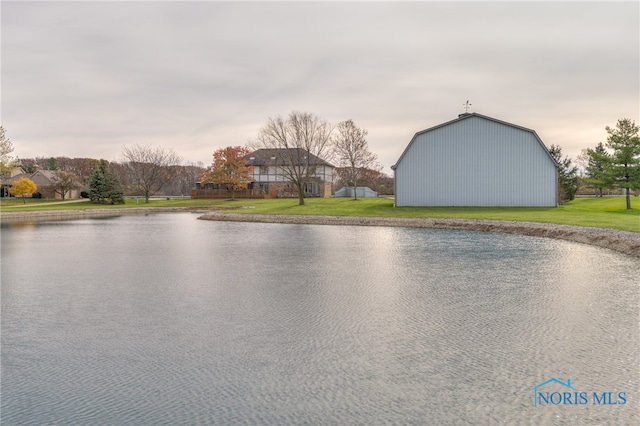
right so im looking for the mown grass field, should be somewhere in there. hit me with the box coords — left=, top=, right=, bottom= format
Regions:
left=1, top=196, right=639, bottom=233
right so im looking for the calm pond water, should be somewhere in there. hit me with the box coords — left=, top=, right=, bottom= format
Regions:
left=1, top=213, right=638, bottom=425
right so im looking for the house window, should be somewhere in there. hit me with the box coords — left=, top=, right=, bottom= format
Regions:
left=259, top=183, right=269, bottom=192
left=304, top=182, right=317, bottom=195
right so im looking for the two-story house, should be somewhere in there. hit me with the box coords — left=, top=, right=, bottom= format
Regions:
left=246, top=149, right=335, bottom=198
left=193, top=148, right=335, bottom=199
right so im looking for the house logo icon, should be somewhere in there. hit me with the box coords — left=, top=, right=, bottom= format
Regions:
left=528, top=378, right=576, bottom=407
left=529, top=377, right=628, bottom=407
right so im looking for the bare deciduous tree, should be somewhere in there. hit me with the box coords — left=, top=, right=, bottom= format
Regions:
left=121, top=144, right=181, bottom=202
left=52, top=170, right=81, bottom=200
left=167, top=163, right=205, bottom=197
left=255, top=111, right=334, bottom=205
left=0, top=126, right=17, bottom=180
left=335, top=166, right=384, bottom=194
left=333, top=119, right=381, bottom=200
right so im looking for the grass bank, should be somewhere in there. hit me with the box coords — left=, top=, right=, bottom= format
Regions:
left=1, top=196, right=638, bottom=233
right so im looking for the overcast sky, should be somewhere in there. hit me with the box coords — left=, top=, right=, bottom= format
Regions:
left=2, top=1, right=638, bottom=173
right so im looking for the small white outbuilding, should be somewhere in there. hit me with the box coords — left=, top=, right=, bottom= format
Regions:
left=392, top=113, right=558, bottom=207
left=334, top=186, right=378, bottom=198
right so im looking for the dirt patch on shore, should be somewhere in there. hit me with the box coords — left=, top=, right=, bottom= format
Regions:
left=199, top=213, right=640, bottom=258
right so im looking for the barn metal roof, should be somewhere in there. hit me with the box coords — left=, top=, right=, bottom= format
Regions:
left=392, top=113, right=558, bottom=170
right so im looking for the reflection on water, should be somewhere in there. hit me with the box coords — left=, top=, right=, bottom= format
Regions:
left=1, top=213, right=638, bottom=425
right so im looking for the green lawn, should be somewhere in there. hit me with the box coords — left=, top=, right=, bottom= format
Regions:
left=1, top=196, right=639, bottom=233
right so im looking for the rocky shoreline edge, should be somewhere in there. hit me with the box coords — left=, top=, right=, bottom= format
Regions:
left=199, top=212, right=640, bottom=258
left=2, top=208, right=638, bottom=258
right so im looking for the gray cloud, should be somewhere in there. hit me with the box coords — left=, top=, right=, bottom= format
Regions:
left=2, top=1, right=638, bottom=172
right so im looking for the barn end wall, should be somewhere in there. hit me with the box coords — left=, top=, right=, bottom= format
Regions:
left=394, top=116, right=557, bottom=207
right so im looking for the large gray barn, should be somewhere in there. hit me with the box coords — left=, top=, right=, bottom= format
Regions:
left=392, top=113, right=558, bottom=207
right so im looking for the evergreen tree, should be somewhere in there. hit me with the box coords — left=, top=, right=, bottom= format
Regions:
left=88, top=166, right=108, bottom=203
left=549, top=145, right=580, bottom=204
left=603, top=118, right=640, bottom=209
left=48, top=157, right=59, bottom=171
left=584, top=142, right=610, bottom=197
left=88, top=160, right=124, bottom=204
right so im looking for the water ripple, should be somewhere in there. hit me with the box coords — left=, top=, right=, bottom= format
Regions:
left=2, top=215, right=638, bottom=425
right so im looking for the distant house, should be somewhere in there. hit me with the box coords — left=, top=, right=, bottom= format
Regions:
left=29, top=170, right=59, bottom=198
left=1, top=166, right=25, bottom=197
left=246, top=149, right=335, bottom=198
left=192, top=148, right=335, bottom=199
left=392, top=113, right=558, bottom=207
left=2, top=167, right=82, bottom=199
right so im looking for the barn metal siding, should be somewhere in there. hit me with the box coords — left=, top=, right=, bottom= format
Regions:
left=395, top=115, right=557, bottom=207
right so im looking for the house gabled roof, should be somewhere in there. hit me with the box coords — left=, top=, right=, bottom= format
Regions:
left=392, top=113, right=558, bottom=170
left=7, top=169, right=60, bottom=185
left=8, top=166, right=26, bottom=178
left=31, top=170, right=58, bottom=183
left=246, top=148, right=334, bottom=168
left=6, top=172, right=29, bottom=181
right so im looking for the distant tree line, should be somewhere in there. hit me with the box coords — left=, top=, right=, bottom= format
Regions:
left=16, top=152, right=206, bottom=203
left=542, top=118, right=639, bottom=208
left=3, top=114, right=394, bottom=205
left=10, top=116, right=633, bottom=208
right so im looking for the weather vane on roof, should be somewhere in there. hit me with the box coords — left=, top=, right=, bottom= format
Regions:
left=463, top=100, right=472, bottom=113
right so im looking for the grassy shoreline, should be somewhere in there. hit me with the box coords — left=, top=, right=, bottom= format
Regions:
left=1, top=196, right=639, bottom=233
left=3, top=197, right=639, bottom=257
